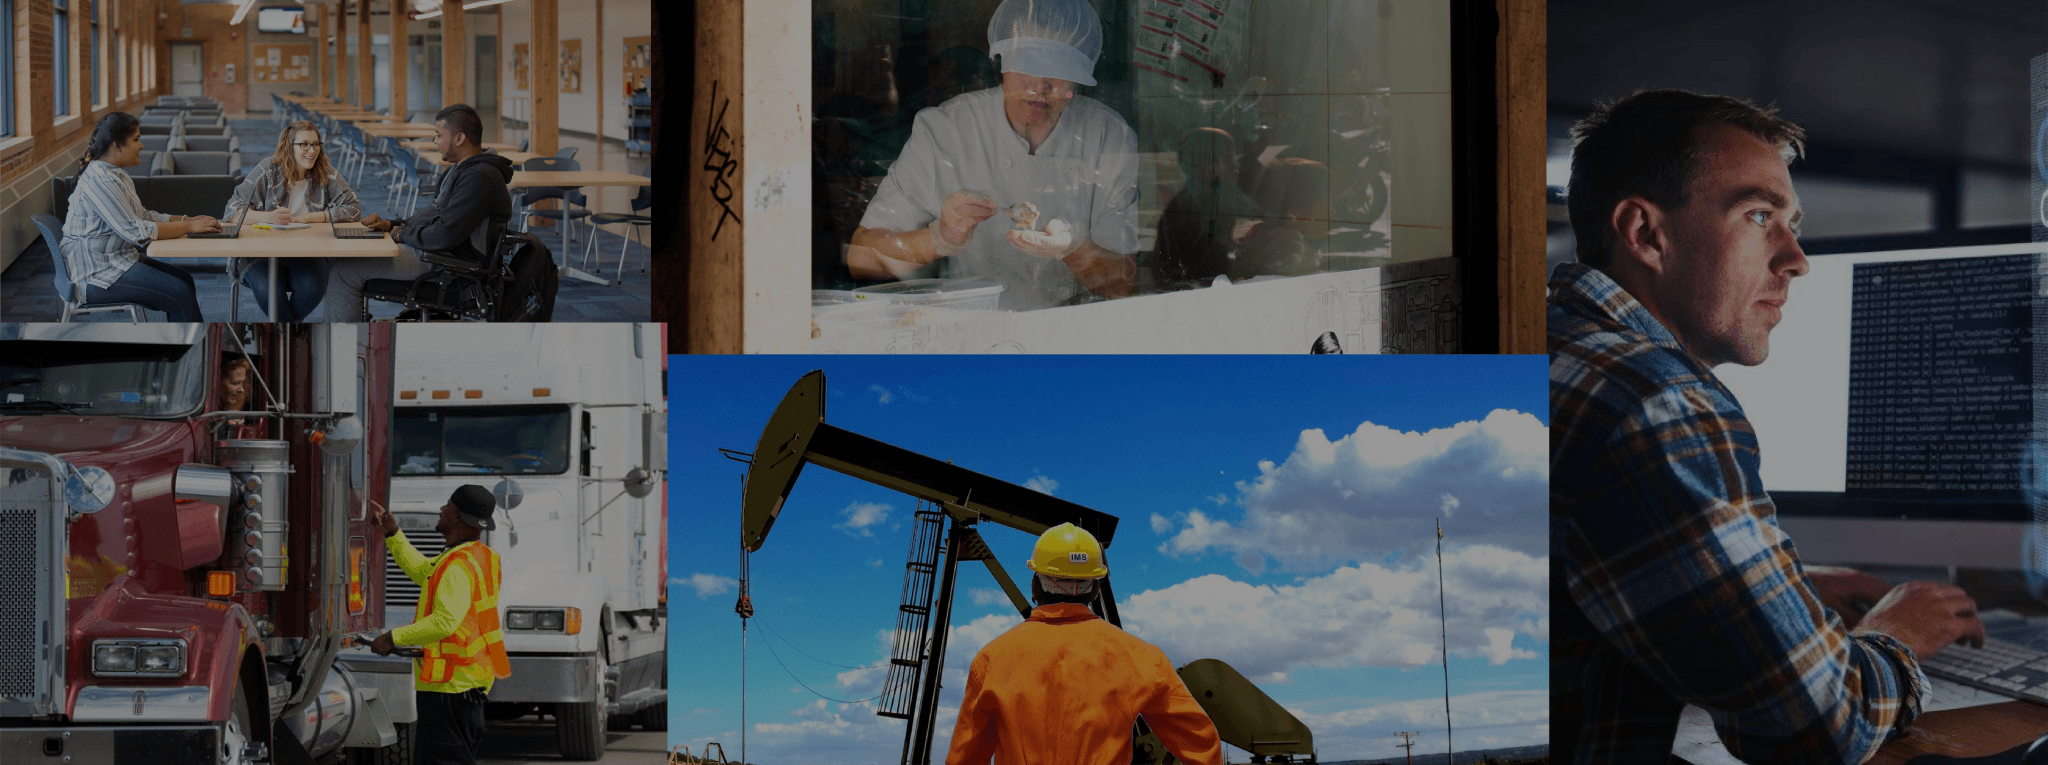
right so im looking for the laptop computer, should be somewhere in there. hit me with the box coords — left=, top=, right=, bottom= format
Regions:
left=331, top=220, right=386, bottom=239
left=187, top=206, right=247, bottom=239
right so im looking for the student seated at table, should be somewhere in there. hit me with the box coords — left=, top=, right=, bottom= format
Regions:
left=342, top=103, right=513, bottom=321
left=63, top=112, right=222, bottom=322
left=223, top=120, right=363, bottom=322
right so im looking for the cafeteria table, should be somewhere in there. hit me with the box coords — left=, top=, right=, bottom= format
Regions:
left=148, top=221, right=403, bottom=322
left=508, top=170, right=652, bottom=285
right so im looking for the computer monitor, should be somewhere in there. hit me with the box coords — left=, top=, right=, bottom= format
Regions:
left=1716, top=242, right=2045, bottom=570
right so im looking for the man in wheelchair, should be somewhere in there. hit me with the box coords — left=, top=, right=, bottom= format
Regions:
left=354, top=104, right=518, bottom=320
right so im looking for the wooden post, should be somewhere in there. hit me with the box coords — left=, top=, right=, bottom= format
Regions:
left=440, top=0, right=463, bottom=110
left=1497, top=0, right=1544, bottom=353
left=529, top=0, right=556, bottom=157
left=335, top=0, right=349, bottom=104
left=391, top=9, right=407, bottom=121
left=593, top=0, right=602, bottom=169
left=688, top=0, right=742, bottom=353
left=356, top=0, right=370, bottom=109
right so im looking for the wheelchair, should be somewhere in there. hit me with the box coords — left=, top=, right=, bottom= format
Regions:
left=359, top=226, right=527, bottom=322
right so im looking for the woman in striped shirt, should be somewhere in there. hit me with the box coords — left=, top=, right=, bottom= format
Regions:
left=62, top=112, right=223, bottom=321
left=223, top=120, right=362, bottom=322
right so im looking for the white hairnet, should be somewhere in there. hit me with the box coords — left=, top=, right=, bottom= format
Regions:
left=988, top=0, right=1104, bottom=86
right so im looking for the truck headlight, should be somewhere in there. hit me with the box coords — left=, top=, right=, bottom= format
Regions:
left=92, top=639, right=186, bottom=677
left=505, top=607, right=580, bottom=634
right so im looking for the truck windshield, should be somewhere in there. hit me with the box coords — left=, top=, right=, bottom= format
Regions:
left=0, top=340, right=208, bottom=417
left=392, top=405, right=572, bottom=476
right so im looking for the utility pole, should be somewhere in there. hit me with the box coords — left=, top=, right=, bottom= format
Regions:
left=1393, top=731, right=1420, bottom=765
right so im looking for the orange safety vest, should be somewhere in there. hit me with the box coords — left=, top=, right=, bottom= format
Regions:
left=415, top=542, right=511, bottom=684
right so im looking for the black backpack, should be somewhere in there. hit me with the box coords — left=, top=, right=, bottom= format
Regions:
left=494, top=230, right=558, bottom=322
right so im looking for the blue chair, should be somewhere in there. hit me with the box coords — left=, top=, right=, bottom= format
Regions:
left=582, top=174, right=652, bottom=284
left=34, top=213, right=142, bottom=322
left=514, top=157, right=592, bottom=260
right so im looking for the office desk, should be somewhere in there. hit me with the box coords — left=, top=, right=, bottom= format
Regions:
left=149, top=222, right=401, bottom=321
left=1867, top=702, right=2048, bottom=764
left=1676, top=568, right=2048, bottom=763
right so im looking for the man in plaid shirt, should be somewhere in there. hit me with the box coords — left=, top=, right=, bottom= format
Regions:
left=1551, top=90, right=1988, bottom=763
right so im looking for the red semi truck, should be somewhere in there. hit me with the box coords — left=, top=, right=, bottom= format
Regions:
left=0, top=323, right=415, bottom=765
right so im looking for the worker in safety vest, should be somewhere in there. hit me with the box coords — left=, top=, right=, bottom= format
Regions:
left=946, top=522, right=1222, bottom=765
left=370, top=484, right=512, bottom=765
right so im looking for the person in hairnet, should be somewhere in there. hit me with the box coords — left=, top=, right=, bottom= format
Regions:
left=848, top=0, right=1139, bottom=311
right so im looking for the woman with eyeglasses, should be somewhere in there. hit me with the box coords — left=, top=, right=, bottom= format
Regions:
left=223, top=120, right=363, bottom=322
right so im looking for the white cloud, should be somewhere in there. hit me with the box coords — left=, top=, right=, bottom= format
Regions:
left=1150, top=512, right=1174, bottom=535
left=868, top=557, right=887, bottom=569
left=1121, top=545, right=1548, bottom=680
left=834, top=501, right=892, bottom=537
left=1024, top=473, right=1059, bottom=495
left=684, top=573, right=739, bottom=599
left=1159, top=409, right=1546, bottom=572
left=868, top=384, right=894, bottom=405
left=967, top=588, right=1014, bottom=607
left=1298, top=690, right=1549, bottom=758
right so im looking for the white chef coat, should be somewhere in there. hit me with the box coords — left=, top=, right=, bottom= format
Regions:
left=860, top=86, right=1139, bottom=311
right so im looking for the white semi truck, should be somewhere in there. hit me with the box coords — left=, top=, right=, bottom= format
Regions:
left=386, top=324, right=667, bottom=761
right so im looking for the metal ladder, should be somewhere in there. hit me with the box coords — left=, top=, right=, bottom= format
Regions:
left=876, top=506, right=945, bottom=720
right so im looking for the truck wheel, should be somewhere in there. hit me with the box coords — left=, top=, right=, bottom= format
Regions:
left=556, top=701, right=607, bottom=760
left=637, top=701, right=667, bottom=732
left=221, top=684, right=256, bottom=765
left=372, top=723, right=414, bottom=765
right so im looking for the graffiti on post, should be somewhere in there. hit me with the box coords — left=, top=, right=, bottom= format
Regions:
left=703, top=80, right=742, bottom=240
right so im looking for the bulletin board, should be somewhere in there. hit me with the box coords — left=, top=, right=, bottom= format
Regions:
left=560, top=39, right=583, bottom=93
left=624, top=36, right=651, bottom=97
left=252, top=43, right=315, bottom=83
left=512, top=43, right=530, bottom=91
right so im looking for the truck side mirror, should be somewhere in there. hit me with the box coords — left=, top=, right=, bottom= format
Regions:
left=493, top=478, right=524, bottom=510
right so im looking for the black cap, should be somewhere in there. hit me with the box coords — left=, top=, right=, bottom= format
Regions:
left=450, top=485, right=496, bottom=530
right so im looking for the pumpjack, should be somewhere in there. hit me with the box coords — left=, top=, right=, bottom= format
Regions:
left=732, top=371, right=1318, bottom=765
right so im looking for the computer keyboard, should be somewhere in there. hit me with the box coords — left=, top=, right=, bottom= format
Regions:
left=1919, top=635, right=2048, bottom=703
left=332, top=225, right=385, bottom=239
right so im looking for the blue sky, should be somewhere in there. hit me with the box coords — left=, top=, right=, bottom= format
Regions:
left=669, top=356, right=1548, bottom=763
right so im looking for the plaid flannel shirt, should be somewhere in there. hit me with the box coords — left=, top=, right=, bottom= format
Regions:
left=61, top=159, right=173, bottom=289
left=1549, top=261, right=1928, bottom=763
left=222, top=157, right=361, bottom=277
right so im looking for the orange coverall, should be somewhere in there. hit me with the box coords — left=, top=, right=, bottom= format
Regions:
left=945, top=602, right=1223, bottom=765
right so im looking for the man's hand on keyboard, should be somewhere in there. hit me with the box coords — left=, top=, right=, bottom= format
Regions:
left=1807, top=565, right=1894, bottom=629
left=360, top=213, right=395, bottom=232
left=1855, top=581, right=1988, bottom=660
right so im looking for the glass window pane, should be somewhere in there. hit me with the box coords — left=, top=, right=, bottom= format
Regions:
left=54, top=10, right=68, bottom=116
left=809, top=0, right=1418, bottom=323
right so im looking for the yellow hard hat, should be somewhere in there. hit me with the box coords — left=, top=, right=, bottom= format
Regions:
left=1025, top=522, right=1107, bottom=580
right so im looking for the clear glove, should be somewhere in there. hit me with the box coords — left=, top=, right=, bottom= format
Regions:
left=933, top=189, right=997, bottom=257
left=1006, top=217, right=1080, bottom=259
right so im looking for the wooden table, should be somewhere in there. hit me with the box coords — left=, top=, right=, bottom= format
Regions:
left=404, top=140, right=520, bottom=152
left=1867, top=701, right=2048, bottom=764
left=508, top=170, right=651, bottom=188
left=149, top=221, right=401, bottom=321
left=360, top=125, right=440, bottom=139
left=507, top=170, right=651, bottom=285
left=421, top=149, right=538, bottom=166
